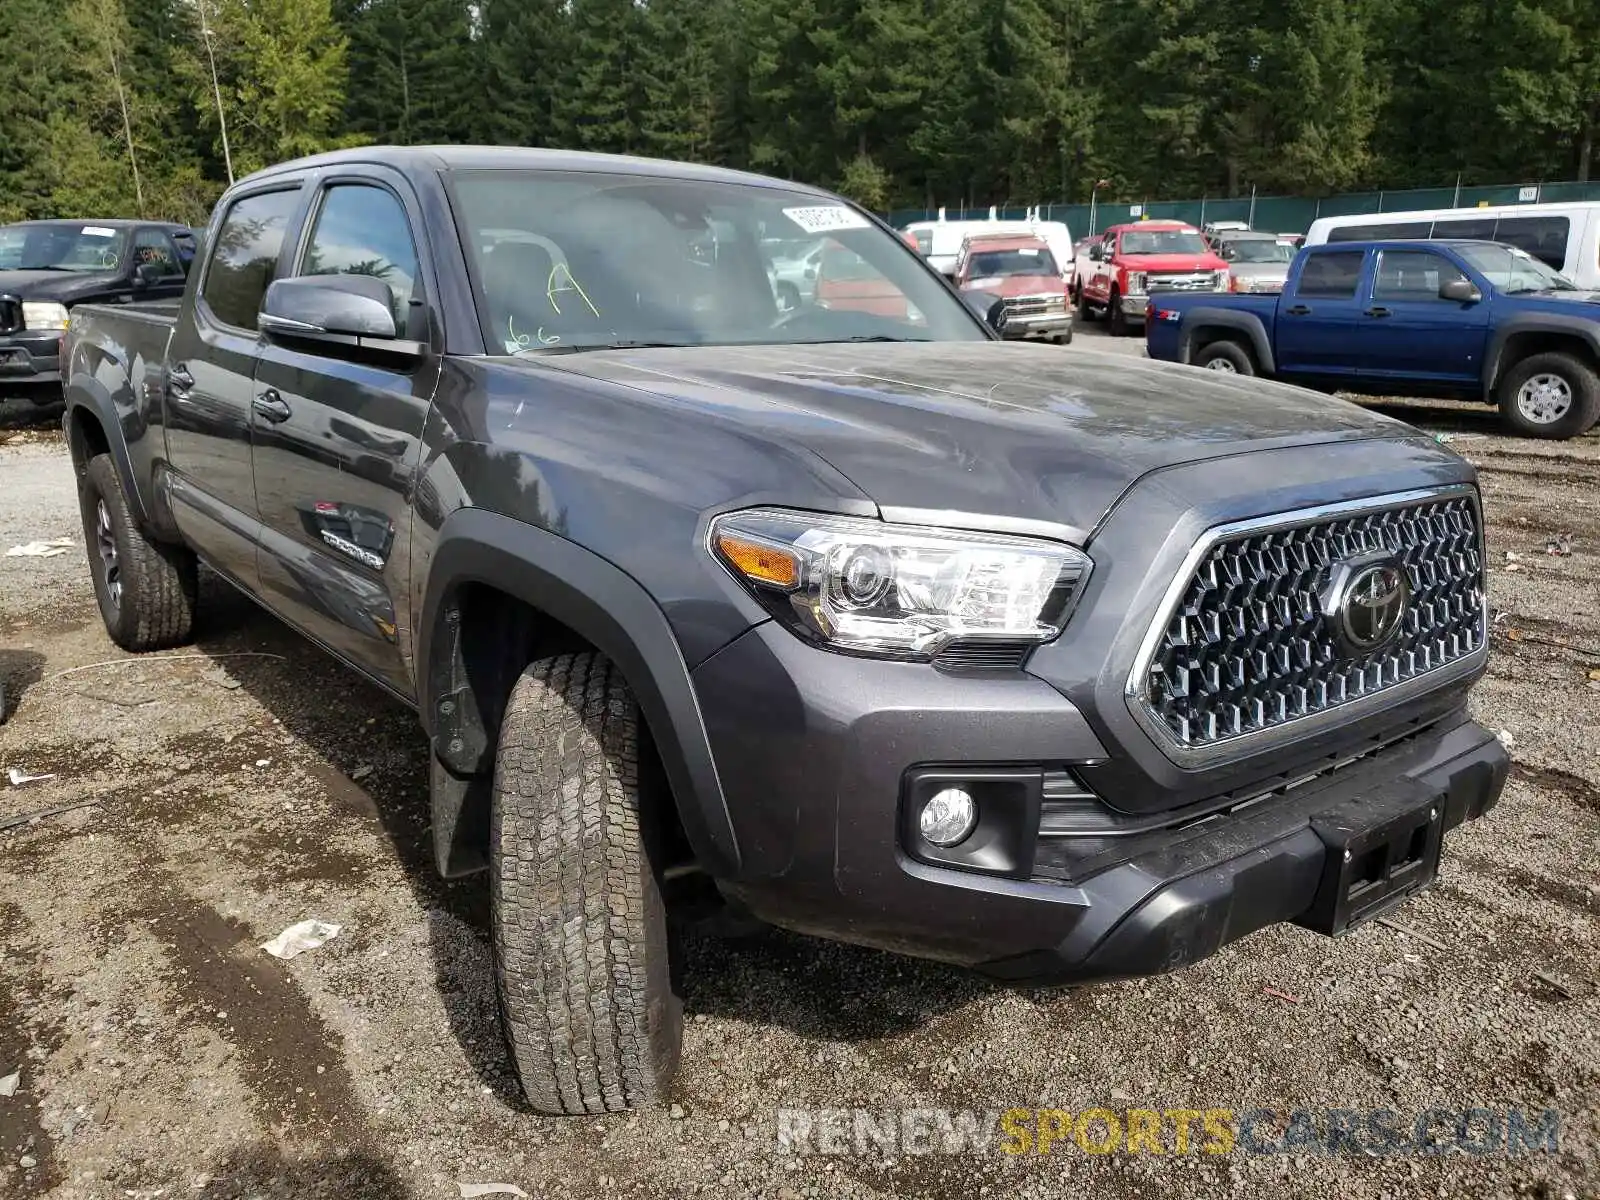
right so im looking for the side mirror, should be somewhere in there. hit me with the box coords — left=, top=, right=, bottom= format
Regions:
left=259, top=275, right=425, bottom=361
left=134, top=262, right=165, bottom=288
left=960, top=290, right=1007, bottom=334
left=1440, top=278, right=1482, bottom=304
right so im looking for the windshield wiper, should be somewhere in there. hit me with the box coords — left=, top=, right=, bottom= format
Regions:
left=15, top=265, right=76, bottom=271
left=797, top=335, right=931, bottom=344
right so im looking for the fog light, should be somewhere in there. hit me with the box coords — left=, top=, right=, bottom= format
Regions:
left=919, top=787, right=977, bottom=847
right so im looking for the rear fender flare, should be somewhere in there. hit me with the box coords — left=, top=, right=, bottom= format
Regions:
left=416, top=507, right=739, bottom=879
left=1176, top=309, right=1276, bottom=374
left=63, top=372, right=157, bottom=530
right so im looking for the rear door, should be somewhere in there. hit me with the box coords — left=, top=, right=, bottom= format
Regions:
left=163, top=184, right=304, bottom=588
left=1273, top=248, right=1369, bottom=378
left=250, top=170, right=440, bottom=696
left=1357, top=248, right=1488, bottom=386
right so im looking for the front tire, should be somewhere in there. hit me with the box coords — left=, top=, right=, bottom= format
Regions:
left=1193, top=340, right=1256, bottom=376
left=1076, top=288, right=1095, bottom=322
left=1108, top=290, right=1128, bottom=336
left=78, top=454, right=197, bottom=651
left=1496, top=352, right=1600, bottom=439
left=491, top=652, right=682, bottom=1115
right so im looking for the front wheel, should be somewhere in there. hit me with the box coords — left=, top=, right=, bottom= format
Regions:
left=78, top=454, right=197, bottom=651
left=1076, top=288, right=1095, bottom=322
left=1193, top=340, right=1256, bottom=376
left=491, top=652, right=682, bottom=1115
left=1496, top=352, right=1600, bottom=439
left=1107, top=291, right=1128, bottom=337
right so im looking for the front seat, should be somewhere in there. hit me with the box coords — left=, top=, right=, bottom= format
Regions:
left=480, top=241, right=559, bottom=351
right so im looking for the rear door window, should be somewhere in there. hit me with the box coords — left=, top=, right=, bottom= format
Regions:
left=1326, top=222, right=1431, bottom=243
left=201, top=188, right=302, bottom=330
left=1295, top=251, right=1367, bottom=298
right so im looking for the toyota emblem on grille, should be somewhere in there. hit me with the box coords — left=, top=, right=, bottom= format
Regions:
left=1323, top=554, right=1411, bottom=654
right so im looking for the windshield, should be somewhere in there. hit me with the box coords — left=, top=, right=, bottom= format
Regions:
left=1223, top=239, right=1293, bottom=264
left=1119, top=230, right=1208, bottom=256
left=1454, top=243, right=1576, bottom=292
left=451, top=172, right=983, bottom=351
left=968, top=247, right=1059, bottom=277
left=0, top=223, right=126, bottom=272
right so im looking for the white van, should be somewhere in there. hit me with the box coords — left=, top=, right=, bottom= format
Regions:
left=902, top=210, right=1074, bottom=280
left=1304, top=201, right=1600, bottom=289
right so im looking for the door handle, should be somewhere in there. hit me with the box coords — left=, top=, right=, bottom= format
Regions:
left=253, top=389, right=292, bottom=423
left=1365, top=306, right=1392, bottom=318
left=1285, top=304, right=1312, bottom=316
left=167, top=364, right=194, bottom=393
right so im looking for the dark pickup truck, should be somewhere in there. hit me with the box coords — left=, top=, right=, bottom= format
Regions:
left=1146, top=238, right=1600, bottom=439
left=0, top=219, right=194, bottom=392
left=62, top=147, right=1506, bottom=1116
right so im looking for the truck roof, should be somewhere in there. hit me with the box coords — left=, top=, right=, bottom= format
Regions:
left=1104, top=221, right=1196, bottom=233
left=3, top=218, right=194, bottom=233
left=960, top=232, right=1048, bottom=251
left=238, top=145, right=829, bottom=197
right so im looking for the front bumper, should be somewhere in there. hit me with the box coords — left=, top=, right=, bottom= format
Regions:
left=1119, top=292, right=1150, bottom=318
left=0, top=330, right=63, bottom=384
left=692, top=622, right=1506, bottom=984
left=1002, top=310, right=1073, bottom=340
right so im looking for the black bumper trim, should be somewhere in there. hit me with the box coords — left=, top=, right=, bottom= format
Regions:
left=976, top=715, right=1507, bottom=984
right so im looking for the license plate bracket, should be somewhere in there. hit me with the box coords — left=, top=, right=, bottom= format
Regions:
left=1297, top=783, right=1446, bottom=935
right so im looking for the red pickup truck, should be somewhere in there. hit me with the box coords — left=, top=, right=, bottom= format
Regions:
left=1076, top=221, right=1228, bottom=336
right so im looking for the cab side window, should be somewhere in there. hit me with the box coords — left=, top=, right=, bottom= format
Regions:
left=298, top=184, right=420, bottom=330
left=1373, top=250, right=1469, bottom=302
left=201, top=188, right=301, bottom=331
left=131, top=229, right=183, bottom=279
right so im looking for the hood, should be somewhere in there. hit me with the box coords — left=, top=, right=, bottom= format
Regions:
left=1116, top=252, right=1227, bottom=272
left=1228, top=261, right=1291, bottom=280
left=540, top=341, right=1416, bottom=538
left=1504, top=289, right=1600, bottom=309
left=962, top=275, right=1067, bottom=298
left=0, top=268, right=120, bottom=302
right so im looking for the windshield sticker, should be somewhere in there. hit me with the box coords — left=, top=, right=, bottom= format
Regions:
left=1019, top=247, right=1039, bottom=256
left=81, top=226, right=117, bottom=237
left=783, top=206, right=871, bottom=235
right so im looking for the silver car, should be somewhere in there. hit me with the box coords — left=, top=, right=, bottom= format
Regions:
left=1214, top=232, right=1295, bottom=293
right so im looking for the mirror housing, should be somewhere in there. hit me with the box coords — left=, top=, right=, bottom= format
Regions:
left=961, top=291, right=1008, bottom=335
left=133, top=262, right=166, bottom=288
left=259, top=275, right=427, bottom=362
left=1440, top=278, right=1482, bottom=304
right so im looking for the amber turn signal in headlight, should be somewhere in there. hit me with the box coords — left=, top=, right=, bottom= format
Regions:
left=710, top=507, right=1092, bottom=660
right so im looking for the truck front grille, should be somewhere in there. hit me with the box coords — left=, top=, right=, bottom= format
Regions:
left=999, top=294, right=1065, bottom=318
left=1132, top=489, right=1486, bottom=760
left=1147, top=272, right=1221, bottom=293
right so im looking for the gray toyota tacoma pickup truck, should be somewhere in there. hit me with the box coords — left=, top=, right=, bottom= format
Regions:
left=61, top=147, right=1507, bottom=1116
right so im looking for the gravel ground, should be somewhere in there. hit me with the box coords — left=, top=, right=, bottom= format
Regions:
left=0, top=377, right=1596, bottom=1200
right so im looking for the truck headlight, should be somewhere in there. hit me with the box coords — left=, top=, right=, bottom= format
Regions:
left=22, top=302, right=69, bottom=331
left=1212, top=271, right=1227, bottom=291
left=1125, top=272, right=1147, bottom=295
left=710, top=508, right=1092, bottom=659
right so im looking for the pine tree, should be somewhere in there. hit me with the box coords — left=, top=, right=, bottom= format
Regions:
left=342, top=0, right=477, bottom=145
left=557, top=0, right=649, bottom=154
left=475, top=0, right=569, bottom=146
left=639, top=0, right=722, bottom=163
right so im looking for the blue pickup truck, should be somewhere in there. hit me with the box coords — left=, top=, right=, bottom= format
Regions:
left=1146, top=239, right=1600, bottom=439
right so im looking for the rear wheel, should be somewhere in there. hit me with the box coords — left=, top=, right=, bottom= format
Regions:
left=491, top=652, right=682, bottom=1115
left=1496, top=352, right=1600, bottom=440
left=78, top=454, right=197, bottom=651
left=1193, top=340, right=1256, bottom=376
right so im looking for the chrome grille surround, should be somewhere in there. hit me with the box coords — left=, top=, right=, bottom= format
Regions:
left=1125, top=485, right=1487, bottom=767
left=1146, top=272, right=1222, bottom=293
left=999, top=293, right=1066, bottom=317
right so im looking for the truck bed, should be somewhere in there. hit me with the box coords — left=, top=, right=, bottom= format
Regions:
left=1144, top=292, right=1278, bottom=364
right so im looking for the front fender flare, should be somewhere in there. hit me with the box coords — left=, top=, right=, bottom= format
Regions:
left=416, top=507, right=740, bottom=879
left=1482, top=314, right=1600, bottom=394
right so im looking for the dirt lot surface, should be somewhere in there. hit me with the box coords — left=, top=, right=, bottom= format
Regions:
left=1, top=380, right=1597, bottom=1200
